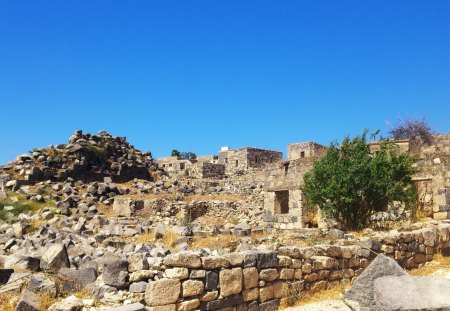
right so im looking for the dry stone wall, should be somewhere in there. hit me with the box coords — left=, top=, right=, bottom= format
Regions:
left=143, top=222, right=450, bottom=311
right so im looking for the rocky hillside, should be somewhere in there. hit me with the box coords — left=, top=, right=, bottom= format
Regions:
left=0, top=130, right=159, bottom=185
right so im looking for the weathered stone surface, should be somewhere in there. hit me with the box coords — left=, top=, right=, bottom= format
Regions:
left=128, top=253, right=149, bottom=272
left=16, top=290, right=40, bottom=311
left=129, top=281, right=147, bottom=293
left=202, top=256, right=231, bottom=269
left=129, top=270, right=154, bottom=282
left=182, top=279, right=204, bottom=297
left=259, top=269, right=279, bottom=282
left=57, top=268, right=97, bottom=294
left=205, top=271, right=218, bottom=290
left=177, top=299, right=200, bottom=311
left=101, top=254, right=129, bottom=289
left=259, top=299, right=279, bottom=311
left=165, top=267, right=189, bottom=280
left=2, top=255, right=40, bottom=272
left=163, top=252, right=202, bottom=268
left=103, top=303, right=146, bottom=311
left=220, top=267, right=243, bottom=297
left=201, top=294, right=243, bottom=310
left=256, top=251, right=279, bottom=269
left=40, top=244, right=70, bottom=273
left=146, top=305, right=176, bottom=311
left=374, top=275, right=450, bottom=311
left=344, top=254, right=407, bottom=310
left=113, top=198, right=135, bottom=217
left=243, top=267, right=259, bottom=289
left=145, top=278, right=181, bottom=307
left=48, top=295, right=83, bottom=311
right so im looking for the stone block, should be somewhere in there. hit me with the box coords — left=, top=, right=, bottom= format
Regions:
left=165, top=268, right=189, bottom=280
left=182, top=279, right=204, bottom=297
left=259, top=269, right=279, bottom=282
left=220, top=268, right=243, bottom=297
left=145, top=278, right=181, bottom=307
left=243, top=267, right=258, bottom=289
left=163, top=252, right=202, bottom=268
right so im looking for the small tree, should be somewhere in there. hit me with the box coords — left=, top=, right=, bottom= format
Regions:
left=388, top=118, right=434, bottom=152
left=302, top=131, right=418, bottom=230
left=171, top=149, right=181, bottom=157
left=179, top=152, right=197, bottom=160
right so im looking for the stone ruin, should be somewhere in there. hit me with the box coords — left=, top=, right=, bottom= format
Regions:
left=0, top=130, right=449, bottom=310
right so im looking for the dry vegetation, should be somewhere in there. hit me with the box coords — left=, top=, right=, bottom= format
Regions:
left=0, top=291, right=19, bottom=311
left=281, top=282, right=347, bottom=309
left=190, top=235, right=241, bottom=250
left=409, top=253, right=450, bottom=277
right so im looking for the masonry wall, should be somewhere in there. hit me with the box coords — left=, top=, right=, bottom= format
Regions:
left=144, top=222, right=450, bottom=311
left=287, top=142, right=327, bottom=160
left=219, top=148, right=282, bottom=175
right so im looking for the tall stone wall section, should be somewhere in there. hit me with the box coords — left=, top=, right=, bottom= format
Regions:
left=144, top=222, right=450, bottom=310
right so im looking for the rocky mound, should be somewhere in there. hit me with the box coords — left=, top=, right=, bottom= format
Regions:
left=0, top=130, right=159, bottom=186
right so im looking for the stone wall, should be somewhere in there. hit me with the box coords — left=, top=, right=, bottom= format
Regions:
left=219, top=148, right=283, bottom=175
left=262, top=159, right=316, bottom=228
left=287, top=142, right=327, bottom=160
left=143, top=222, right=450, bottom=311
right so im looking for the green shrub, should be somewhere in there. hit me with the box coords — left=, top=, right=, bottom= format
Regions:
left=303, top=130, right=418, bottom=230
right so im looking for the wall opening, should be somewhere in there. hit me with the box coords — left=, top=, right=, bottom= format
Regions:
left=235, top=160, right=239, bottom=167
left=274, top=190, right=289, bottom=214
left=300, top=151, right=305, bottom=158
left=180, top=162, right=185, bottom=170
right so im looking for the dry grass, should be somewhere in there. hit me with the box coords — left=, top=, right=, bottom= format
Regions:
left=38, top=292, right=58, bottom=310
left=281, top=282, right=347, bottom=308
left=409, top=253, right=450, bottom=276
left=190, top=235, right=240, bottom=250
left=162, top=229, right=180, bottom=250
left=123, top=231, right=157, bottom=244
left=97, top=203, right=116, bottom=217
left=0, top=291, right=19, bottom=311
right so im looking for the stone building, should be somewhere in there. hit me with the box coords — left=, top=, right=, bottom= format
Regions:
left=156, top=156, right=224, bottom=178
left=287, top=142, right=327, bottom=160
left=218, top=147, right=283, bottom=175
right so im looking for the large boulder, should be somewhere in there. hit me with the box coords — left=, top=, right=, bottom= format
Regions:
left=145, top=278, right=180, bottom=306
left=101, top=254, right=129, bottom=289
left=374, top=275, right=450, bottom=310
left=15, top=290, right=40, bottom=311
left=40, top=244, right=70, bottom=273
left=344, top=254, right=407, bottom=311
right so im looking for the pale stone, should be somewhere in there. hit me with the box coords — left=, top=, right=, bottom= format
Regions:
left=145, top=278, right=180, bottom=307
left=165, top=268, right=189, bottom=280
left=219, top=267, right=243, bottom=297
left=182, top=280, right=204, bottom=297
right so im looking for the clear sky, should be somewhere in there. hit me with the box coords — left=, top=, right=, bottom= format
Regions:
left=1, top=1, right=449, bottom=164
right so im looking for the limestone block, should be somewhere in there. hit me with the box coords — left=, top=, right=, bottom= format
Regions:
left=259, top=269, right=279, bottom=282
left=219, top=268, right=243, bottom=297
left=243, top=267, right=259, bottom=289
left=165, top=268, right=189, bottom=280
left=182, top=279, right=204, bottom=297
left=163, top=252, right=202, bottom=268
left=145, top=278, right=181, bottom=306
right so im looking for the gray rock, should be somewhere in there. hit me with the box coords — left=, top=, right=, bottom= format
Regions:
left=16, top=290, right=40, bottom=311
left=103, top=303, right=146, bottom=311
left=27, top=273, right=57, bottom=297
left=129, top=281, right=147, bottom=293
left=101, top=254, right=129, bottom=289
left=374, top=275, right=450, bottom=311
left=344, top=254, right=407, bottom=311
left=40, top=243, right=70, bottom=273
left=57, top=267, right=97, bottom=294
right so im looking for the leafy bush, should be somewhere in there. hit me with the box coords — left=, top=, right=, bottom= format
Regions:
left=302, top=131, right=418, bottom=230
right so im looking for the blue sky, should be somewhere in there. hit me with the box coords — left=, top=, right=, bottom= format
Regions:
left=1, top=1, right=449, bottom=164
